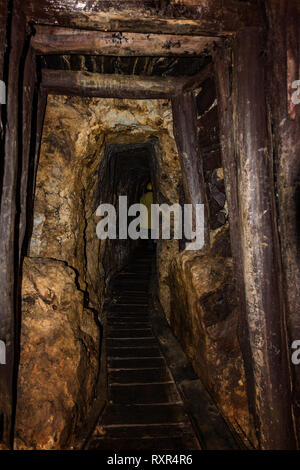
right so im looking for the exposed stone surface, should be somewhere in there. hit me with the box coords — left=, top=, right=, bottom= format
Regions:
left=30, top=95, right=181, bottom=314
left=22, top=93, right=255, bottom=449
left=20, top=95, right=181, bottom=448
left=169, top=226, right=257, bottom=448
left=15, top=257, right=100, bottom=450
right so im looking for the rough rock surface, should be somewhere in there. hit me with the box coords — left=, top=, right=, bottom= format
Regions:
left=169, top=226, right=257, bottom=448
left=15, top=257, right=100, bottom=450
left=19, top=95, right=181, bottom=448
left=30, top=95, right=181, bottom=315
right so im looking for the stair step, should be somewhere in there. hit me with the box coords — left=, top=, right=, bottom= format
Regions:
left=108, top=357, right=166, bottom=369
left=107, top=346, right=161, bottom=358
left=107, top=314, right=150, bottom=322
left=87, top=435, right=200, bottom=450
left=106, top=329, right=153, bottom=338
left=108, top=368, right=172, bottom=384
left=87, top=248, right=201, bottom=451
left=101, top=404, right=191, bottom=426
left=96, top=423, right=194, bottom=439
left=109, top=304, right=149, bottom=312
left=109, top=383, right=182, bottom=405
left=107, top=338, right=157, bottom=348
left=114, top=298, right=149, bottom=305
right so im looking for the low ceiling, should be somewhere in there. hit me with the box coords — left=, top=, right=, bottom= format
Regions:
left=39, top=55, right=211, bottom=77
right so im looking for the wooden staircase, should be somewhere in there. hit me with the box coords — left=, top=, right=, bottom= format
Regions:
left=86, top=247, right=201, bottom=450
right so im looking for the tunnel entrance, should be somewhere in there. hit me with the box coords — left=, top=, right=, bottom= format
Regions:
left=14, top=78, right=255, bottom=448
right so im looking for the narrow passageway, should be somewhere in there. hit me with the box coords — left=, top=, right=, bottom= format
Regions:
left=86, top=245, right=201, bottom=450
left=1, top=1, right=299, bottom=452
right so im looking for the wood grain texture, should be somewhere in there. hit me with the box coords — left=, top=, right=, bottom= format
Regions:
left=265, top=0, right=300, bottom=442
left=0, top=11, right=26, bottom=449
left=172, top=92, right=210, bottom=250
left=232, top=27, right=295, bottom=450
left=41, top=69, right=183, bottom=99
left=23, top=0, right=263, bottom=36
left=32, top=26, right=220, bottom=56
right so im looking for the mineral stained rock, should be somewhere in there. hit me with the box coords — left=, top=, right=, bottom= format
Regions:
left=30, top=95, right=181, bottom=314
left=15, top=257, right=100, bottom=450
left=18, top=95, right=181, bottom=448
left=169, top=226, right=257, bottom=448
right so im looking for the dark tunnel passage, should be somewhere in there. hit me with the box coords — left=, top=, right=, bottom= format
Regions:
left=1, top=0, right=299, bottom=452
left=13, top=90, right=252, bottom=450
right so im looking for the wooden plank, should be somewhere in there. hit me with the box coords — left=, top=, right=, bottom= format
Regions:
left=107, top=346, right=161, bottom=358
left=181, top=62, right=214, bottom=93
left=109, top=383, right=181, bottom=404
left=95, top=423, right=193, bottom=439
left=172, top=92, right=210, bottom=249
left=231, top=27, right=296, bottom=450
left=265, top=0, right=300, bottom=440
left=150, top=305, right=198, bottom=383
left=108, top=357, right=165, bottom=369
left=107, top=328, right=153, bottom=337
left=109, top=304, right=149, bottom=313
left=0, top=11, right=26, bottom=449
left=33, top=26, right=220, bottom=56
left=0, top=0, right=8, bottom=141
left=41, top=69, right=183, bottom=100
left=87, top=435, right=200, bottom=450
left=23, top=0, right=263, bottom=36
left=101, top=404, right=190, bottom=426
left=19, top=46, right=36, bottom=259
left=106, top=338, right=156, bottom=348
left=109, top=368, right=172, bottom=384
left=32, top=87, right=47, bottom=207
left=213, top=41, right=257, bottom=443
left=180, top=380, right=241, bottom=450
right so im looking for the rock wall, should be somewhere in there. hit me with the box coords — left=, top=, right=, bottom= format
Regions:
left=167, top=79, right=257, bottom=447
left=17, top=95, right=182, bottom=448
left=15, top=258, right=100, bottom=450
left=169, top=228, right=256, bottom=447
left=29, top=95, right=181, bottom=313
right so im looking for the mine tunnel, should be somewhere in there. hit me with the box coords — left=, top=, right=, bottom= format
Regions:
left=0, top=0, right=300, bottom=453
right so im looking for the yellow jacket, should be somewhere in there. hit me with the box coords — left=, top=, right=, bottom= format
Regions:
left=140, top=191, right=153, bottom=229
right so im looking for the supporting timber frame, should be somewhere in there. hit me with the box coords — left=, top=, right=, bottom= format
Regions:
left=0, top=0, right=298, bottom=450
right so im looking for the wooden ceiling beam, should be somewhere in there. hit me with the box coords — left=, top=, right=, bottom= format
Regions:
left=32, top=26, right=220, bottom=56
left=180, top=62, right=214, bottom=92
left=22, top=0, right=264, bottom=36
left=41, top=62, right=216, bottom=99
left=41, top=69, right=184, bottom=99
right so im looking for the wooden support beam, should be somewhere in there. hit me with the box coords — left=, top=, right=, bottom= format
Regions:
left=41, top=69, right=183, bottom=99
left=180, top=62, right=214, bottom=93
left=33, top=88, right=47, bottom=197
left=213, top=41, right=257, bottom=446
left=0, top=11, right=26, bottom=449
left=0, top=0, right=8, bottom=150
left=22, top=0, right=263, bottom=36
left=19, top=46, right=37, bottom=259
left=20, top=87, right=48, bottom=260
left=172, top=92, right=209, bottom=250
left=32, top=26, right=220, bottom=57
left=265, top=0, right=300, bottom=441
left=216, top=28, right=296, bottom=449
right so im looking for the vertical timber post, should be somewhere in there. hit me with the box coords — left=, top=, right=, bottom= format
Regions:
left=0, top=10, right=25, bottom=448
left=19, top=45, right=36, bottom=259
left=172, top=92, right=210, bottom=249
left=213, top=42, right=257, bottom=441
left=265, top=0, right=300, bottom=441
left=215, top=28, right=296, bottom=449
